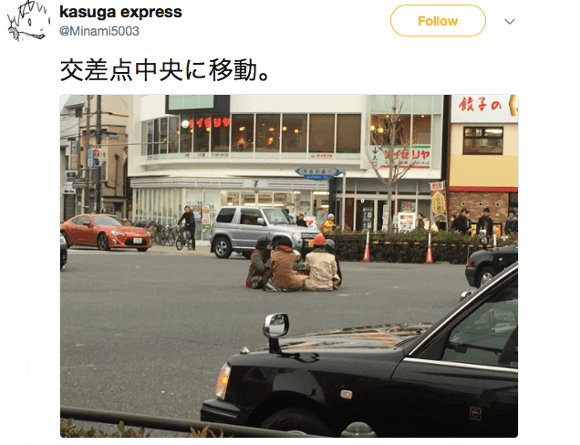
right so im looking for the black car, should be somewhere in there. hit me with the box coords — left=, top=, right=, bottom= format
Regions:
left=201, top=263, right=518, bottom=437
left=466, top=244, right=518, bottom=288
left=60, top=233, right=68, bottom=270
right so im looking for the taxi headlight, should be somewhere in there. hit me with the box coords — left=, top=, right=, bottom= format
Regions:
left=216, top=363, right=231, bottom=400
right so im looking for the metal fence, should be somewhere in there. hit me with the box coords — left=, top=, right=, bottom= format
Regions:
left=60, top=406, right=377, bottom=438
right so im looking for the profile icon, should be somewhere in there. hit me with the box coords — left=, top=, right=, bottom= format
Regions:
left=7, top=1, right=49, bottom=42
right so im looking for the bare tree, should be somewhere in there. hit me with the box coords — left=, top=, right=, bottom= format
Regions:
left=366, top=96, right=418, bottom=232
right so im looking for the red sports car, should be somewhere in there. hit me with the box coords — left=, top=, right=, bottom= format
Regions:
left=60, top=214, right=151, bottom=252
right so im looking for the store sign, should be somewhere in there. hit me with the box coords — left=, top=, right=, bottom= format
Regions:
left=451, top=95, right=518, bottom=123
left=429, top=181, right=447, bottom=216
left=242, top=179, right=269, bottom=188
left=369, top=145, right=432, bottom=169
left=295, top=166, right=340, bottom=181
left=397, top=213, right=416, bottom=232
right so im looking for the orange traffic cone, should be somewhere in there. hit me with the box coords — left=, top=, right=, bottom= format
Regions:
left=360, top=229, right=371, bottom=262
left=425, top=231, right=434, bottom=264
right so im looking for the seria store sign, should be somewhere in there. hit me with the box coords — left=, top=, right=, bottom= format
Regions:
left=369, top=145, right=432, bottom=169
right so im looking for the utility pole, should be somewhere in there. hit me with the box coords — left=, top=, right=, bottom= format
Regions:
left=83, top=95, right=91, bottom=213
left=95, top=95, right=102, bottom=213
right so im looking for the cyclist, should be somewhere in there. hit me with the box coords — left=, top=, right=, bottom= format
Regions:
left=177, top=206, right=196, bottom=250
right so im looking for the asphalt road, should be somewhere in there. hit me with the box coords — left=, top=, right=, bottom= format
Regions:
left=60, top=246, right=468, bottom=435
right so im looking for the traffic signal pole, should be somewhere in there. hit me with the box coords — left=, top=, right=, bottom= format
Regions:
left=83, top=96, right=91, bottom=213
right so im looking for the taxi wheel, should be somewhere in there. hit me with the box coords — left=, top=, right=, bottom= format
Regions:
left=478, top=266, right=496, bottom=287
left=97, top=233, right=110, bottom=251
left=260, top=408, right=334, bottom=437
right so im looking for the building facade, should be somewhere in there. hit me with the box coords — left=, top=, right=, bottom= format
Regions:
left=448, top=95, right=518, bottom=234
left=59, top=95, right=130, bottom=220
left=127, top=95, right=447, bottom=239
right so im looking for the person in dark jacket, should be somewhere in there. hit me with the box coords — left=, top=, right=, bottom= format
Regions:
left=178, top=206, right=196, bottom=250
left=476, top=208, right=494, bottom=236
left=451, top=208, right=469, bottom=235
left=325, top=238, right=342, bottom=289
left=416, top=213, right=425, bottom=230
left=246, top=236, right=272, bottom=289
left=505, top=211, right=518, bottom=235
left=296, top=214, right=308, bottom=227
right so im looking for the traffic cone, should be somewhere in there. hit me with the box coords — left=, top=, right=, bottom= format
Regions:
left=425, top=231, right=434, bottom=264
left=360, top=229, right=371, bottom=262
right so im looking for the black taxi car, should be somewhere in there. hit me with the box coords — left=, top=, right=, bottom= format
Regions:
left=466, top=244, right=518, bottom=287
left=201, top=263, right=518, bottom=437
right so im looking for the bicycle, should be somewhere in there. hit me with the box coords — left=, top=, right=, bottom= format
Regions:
left=175, top=226, right=193, bottom=250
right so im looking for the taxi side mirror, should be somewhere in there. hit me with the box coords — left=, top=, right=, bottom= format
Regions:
left=263, top=313, right=289, bottom=354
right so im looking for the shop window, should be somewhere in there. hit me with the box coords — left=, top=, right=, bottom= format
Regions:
left=146, top=120, right=154, bottom=155
left=258, top=193, right=273, bottom=206
left=153, top=119, right=160, bottom=154
left=193, top=115, right=210, bottom=152
left=211, top=114, right=231, bottom=153
left=159, top=118, right=168, bottom=154
left=282, top=114, right=307, bottom=153
left=256, top=114, right=280, bottom=153
left=370, top=114, right=410, bottom=146
left=179, top=115, right=193, bottom=153
left=463, top=127, right=503, bottom=154
left=232, top=115, right=254, bottom=152
left=412, top=115, right=431, bottom=144
left=168, top=117, right=179, bottom=153
left=337, top=114, right=361, bottom=153
left=309, top=114, right=335, bottom=153
left=509, top=192, right=518, bottom=213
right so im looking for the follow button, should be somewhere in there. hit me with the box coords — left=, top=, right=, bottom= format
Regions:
left=391, top=5, right=486, bottom=37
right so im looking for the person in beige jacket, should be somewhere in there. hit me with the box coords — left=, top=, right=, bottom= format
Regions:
left=304, top=234, right=338, bottom=291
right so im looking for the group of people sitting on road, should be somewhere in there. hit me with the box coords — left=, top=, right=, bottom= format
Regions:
left=245, top=233, right=341, bottom=292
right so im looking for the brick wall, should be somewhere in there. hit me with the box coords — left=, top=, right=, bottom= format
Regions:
left=449, top=191, right=510, bottom=229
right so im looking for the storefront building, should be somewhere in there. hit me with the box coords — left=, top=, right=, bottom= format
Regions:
left=127, top=95, right=446, bottom=238
left=448, top=95, right=519, bottom=234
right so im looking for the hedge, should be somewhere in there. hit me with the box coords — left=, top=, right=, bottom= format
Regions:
left=326, top=230, right=518, bottom=264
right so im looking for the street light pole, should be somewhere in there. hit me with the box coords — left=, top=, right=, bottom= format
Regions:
left=95, top=95, right=102, bottom=213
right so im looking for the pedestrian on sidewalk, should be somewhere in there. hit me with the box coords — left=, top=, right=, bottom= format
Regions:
left=505, top=210, right=518, bottom=235
left=451, top=209, right=469, bottom=235
left=321, top=214, right=340, bottom=234
left=476, top=207, right=494, bottom=237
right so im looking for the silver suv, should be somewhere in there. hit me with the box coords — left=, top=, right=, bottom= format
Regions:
left=210, top=206, right=320, bottom=259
